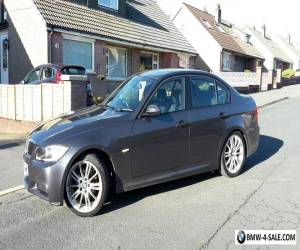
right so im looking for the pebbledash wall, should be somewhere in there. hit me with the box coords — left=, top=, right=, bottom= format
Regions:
left=214, top=68, right=283, bottom=92
left=0, top=80, right=87, bottom=122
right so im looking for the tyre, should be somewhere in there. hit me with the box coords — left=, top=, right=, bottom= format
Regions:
left=65, top=154, right=110, bottom=217
left=220, top=132, right=246, bottom=177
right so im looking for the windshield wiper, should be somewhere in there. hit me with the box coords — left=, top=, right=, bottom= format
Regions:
left=99, top=104, right=134, bottom=112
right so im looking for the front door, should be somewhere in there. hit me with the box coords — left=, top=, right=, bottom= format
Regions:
left=131, top=76, right=189, bottom=177
left=0, top=33, right=8, bottom=84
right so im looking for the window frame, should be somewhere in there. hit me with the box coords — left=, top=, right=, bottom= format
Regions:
left=222, top=51, right=231, bottom=71
left=62, top=34, right=95, bottom=73
left=140, top=51, right=160, bottom=70
left=98, top=0, right=119, bottom=11
left=106, top=46, right=128, bottom=81
left=187, top=75, right=231, bottom=110
left=138, top=75, right=188, bottom=119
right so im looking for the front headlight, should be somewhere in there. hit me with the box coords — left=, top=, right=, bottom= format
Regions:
left=35, top=145, right=68, bottom=162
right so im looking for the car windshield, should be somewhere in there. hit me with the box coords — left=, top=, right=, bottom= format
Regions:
left=104, top=75, right=156, bottom=111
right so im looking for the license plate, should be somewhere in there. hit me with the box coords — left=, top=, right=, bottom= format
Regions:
left=24, top=162, right=28, bottom=177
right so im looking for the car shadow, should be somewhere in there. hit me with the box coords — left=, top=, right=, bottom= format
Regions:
left=98, top=134, right=283, bottom=216
left=243, top=135, right=284, bottom=173
left=0, top=141, right=24, bottom=150
left=99, top=172, right=219, bottom=216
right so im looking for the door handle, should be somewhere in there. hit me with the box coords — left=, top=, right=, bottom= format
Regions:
left=176, top=120, right=190, bottom=128
left=219, top=112, right=229, bottom=119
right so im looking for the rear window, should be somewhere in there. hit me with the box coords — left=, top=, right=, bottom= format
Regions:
left=61, top=67, right=86, bottom=75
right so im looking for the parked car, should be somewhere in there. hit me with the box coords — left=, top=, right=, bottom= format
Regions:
left=21, top=64, right=94, bottom=106
left=23, top=69, right=260, bottom=217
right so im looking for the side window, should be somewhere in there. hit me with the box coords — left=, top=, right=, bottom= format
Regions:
left=26, top=68, right=41, bottom=83
left=216, top=81, right=230, bottom=104
left=190, top=76, right=217, bottom=108
left=41, top=67, right=55, bottom=80
left=149, top=77, right=186, bottom=114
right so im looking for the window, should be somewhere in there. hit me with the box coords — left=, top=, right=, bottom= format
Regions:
left=107, top=75, right=155, bottom=111
left=106, top=47, right=127, bottom=80
left=149, top=77, right=186, bottom=114
left=245, top=33, right=251, bottom=44
left=41, top=67, right=55, bottom=80
left=98, top=0, right=118, bottom=10
left=140, top=52, right=159, bottom=71
left=190, top=76, right=217, bottom=108
left=216, top=81, right=230, bottom=104
left=222, top=52, right=231, bottom=71
left=26, top=68, right=41, bottom=83
left=63, top=38, right=93, bottom=71
left=2, top=38, right=8, bottom=70
left=202, top=19, right=213, bottom=29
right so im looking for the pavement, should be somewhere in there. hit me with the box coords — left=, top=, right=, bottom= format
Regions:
left=0, top=85, right=300, bottom=249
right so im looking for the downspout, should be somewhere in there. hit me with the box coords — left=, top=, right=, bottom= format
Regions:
left=48, top=26, right=54, bottom=63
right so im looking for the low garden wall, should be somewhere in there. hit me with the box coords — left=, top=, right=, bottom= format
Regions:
left=0, top=80, right=87, bottom=122
left=214, top=68, right=282, bottom=93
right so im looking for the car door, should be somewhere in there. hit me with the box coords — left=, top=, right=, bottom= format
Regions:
left=131, top=76, right=189, bottom=177
left=188, top=75, right=231, bottom=167
left=24, top=67, right=42, bottom=84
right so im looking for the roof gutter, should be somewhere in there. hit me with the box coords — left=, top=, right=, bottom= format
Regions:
left=48, top=27, right=198, bottom=56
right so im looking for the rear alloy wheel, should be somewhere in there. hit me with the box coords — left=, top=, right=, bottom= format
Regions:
left=65, top=154, right=109, bottom=217
left=220, top=132, right=246, bottom=177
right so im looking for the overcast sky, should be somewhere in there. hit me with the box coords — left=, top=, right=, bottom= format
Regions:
left=158, top=0, right=300, bottom=43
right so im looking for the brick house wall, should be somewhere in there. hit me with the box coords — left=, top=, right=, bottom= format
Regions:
left=50, top=31, right=190, bottom=96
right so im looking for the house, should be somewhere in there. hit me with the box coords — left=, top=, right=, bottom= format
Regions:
left=274, top=35, right=300, bottom=72
left=172, top=3, right=264, bottom=73
left=1, top=0, right=197, bottom=95
left=246, top=26, right=293, bottom=71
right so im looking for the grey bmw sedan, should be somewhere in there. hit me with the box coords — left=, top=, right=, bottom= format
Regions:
left=23, top=69, right=259, bottom=217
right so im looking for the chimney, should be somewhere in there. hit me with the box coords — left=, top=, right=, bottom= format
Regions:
left=215, top=4, right=221, bottom=24
left=262, top=24, right=266, bottom=38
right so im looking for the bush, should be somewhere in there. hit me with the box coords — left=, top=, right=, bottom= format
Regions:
left=282, top=69, right=295, bottom=78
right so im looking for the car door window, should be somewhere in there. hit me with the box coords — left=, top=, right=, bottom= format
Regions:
left=190, top=76, right=217, bottom=108
left=26, top=68, right=41, bottom=83
left=216, top=81, right=230, bottom=104
left=41, top=67, right=55, bottom=81
left=149, top=77, right=186, bottom=114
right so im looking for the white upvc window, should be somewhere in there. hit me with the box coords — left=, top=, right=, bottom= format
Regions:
left=106, top=46, right=127, bottom=80
left=62, top=35, right=94, bottom=72
left=222, top=52, right=231, bottom=71
left=98, top=0, right=118, bottom=10
left=140, top=52, right=159, bottom=71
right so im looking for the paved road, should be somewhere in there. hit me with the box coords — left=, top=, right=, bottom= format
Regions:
left=0, top=97, right=300, bottom=249
left=0, top=139, right=24, bottom=190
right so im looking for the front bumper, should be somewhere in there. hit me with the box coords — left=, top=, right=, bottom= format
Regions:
left=23, top=154, right=70, bottom=206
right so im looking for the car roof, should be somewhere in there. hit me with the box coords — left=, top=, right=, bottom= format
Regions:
left=34, top=64, right=86, bottom=70
left=138, top=69, right=218, bottom=80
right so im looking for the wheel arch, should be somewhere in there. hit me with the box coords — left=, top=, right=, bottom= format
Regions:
left=61, top=146, right=117, bottom=200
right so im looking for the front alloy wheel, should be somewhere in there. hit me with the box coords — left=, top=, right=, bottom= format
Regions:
left=65, top=154, right=109, bottom=217
left=220, top=132, right=246, bottom=177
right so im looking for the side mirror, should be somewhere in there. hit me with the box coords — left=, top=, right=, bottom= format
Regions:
left=142, top=105, right=161, bottom=117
